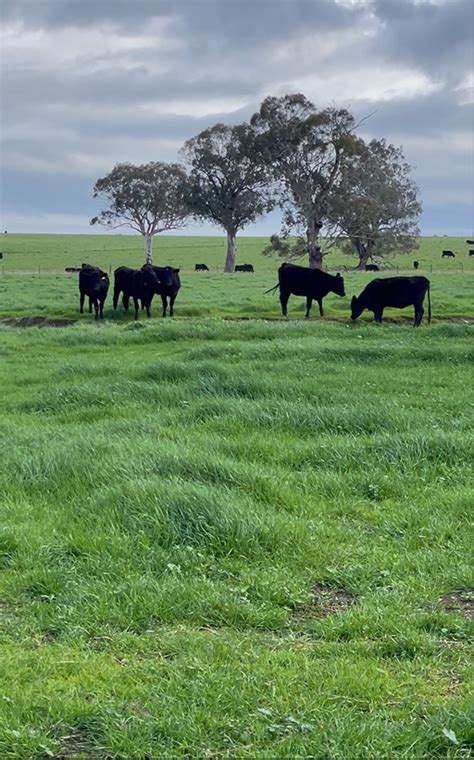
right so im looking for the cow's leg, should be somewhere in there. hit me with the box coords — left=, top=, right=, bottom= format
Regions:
left=169, top=294, right=176, bottom=317
left=317, top=298, right=324, bottom=317
left=374, top=308, right=383, bottom=323
left=161, top=294, right=167, bottom=318
left=88, top=297, right=93, bottom=314
left=79, top=292, right=85, bottom=313
left=122, top=294, right=130, bottom=310
left=415, top=304, right=423, bottom=327
left=280, top=290, right=289, bottom=317
left=99, top=299, right=104, bottom=319
left=92, top=298, right=99, bottom=320
left=305, top=297, right=312, bottom=319
left=133, top=297, right=140, bottom=320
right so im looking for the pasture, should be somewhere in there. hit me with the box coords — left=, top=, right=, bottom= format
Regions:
left=0, top=234, right=473, bottom=758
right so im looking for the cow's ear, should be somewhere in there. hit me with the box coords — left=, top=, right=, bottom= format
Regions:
left=336, top=272, right=341, bottom=278
left=173, top=268, right=180, bottom=273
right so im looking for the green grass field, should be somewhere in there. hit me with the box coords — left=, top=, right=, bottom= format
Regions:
left=0, top=235, right=473, bottom=758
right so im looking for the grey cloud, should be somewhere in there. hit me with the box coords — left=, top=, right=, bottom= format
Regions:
left=371, top=0, right=473, bottom=77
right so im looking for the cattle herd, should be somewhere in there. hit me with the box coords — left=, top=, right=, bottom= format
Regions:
left=77, top=261, right=432, bottom=326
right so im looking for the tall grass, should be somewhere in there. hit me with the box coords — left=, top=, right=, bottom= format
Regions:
left=0, top=319, right=472, bottom=757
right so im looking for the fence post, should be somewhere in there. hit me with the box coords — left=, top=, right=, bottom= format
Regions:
left=38, top=265, right=41, bottom=275
left=396, top=266, right=399, bottom=274
left=430, top=265, right=433, bottom=273
left=109, top=264, right=112, bottom=274
left=461, top=264, right=463, bottom=273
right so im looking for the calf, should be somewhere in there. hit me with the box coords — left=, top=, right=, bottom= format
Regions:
left=351, top=276, right=431, bottom=327
left=442, top=250, right=455, bottom=258
left=469, top=250, right=474, bottom=257
left=113, top=266, right=160, bottom=319
left=79, top=264, right=109, bottom=320
left=266, top=263, right=345, bottom=318
left=365, top=264, right=379, bottom=271
left=146, top=265, right=181, bottom=317
left=465, top=240, right=474, bottom=245
left=413, top=260, right=419, bottom=269
left=235, top=264, right=254, bottom=272
left=195, top=263, right=209, bottom=271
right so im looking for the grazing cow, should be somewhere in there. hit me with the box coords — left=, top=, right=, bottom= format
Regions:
left=266, top=263, right=345, bottom=318
left=195, top=263, right=209, bottom=271
left=465, top=240, right=474, bottom=245
left=469, top=250, right=474, bottom=257
left=365, top=264, right=379, bottom=272
left=442, top=250, right=455, bottom=258
left=351, top=276, right=431, bottom=327
left=235, top=264, right=254, bottom=272
left=65, top=266, right=81, bottom=273
left=413, top=261, right=419, bottom=269
left=113, top=266, right=161, bottom=319
left=0, top=252, right=3, bottom=259
left=146, top=265, right=181, bottom=317
left=79, top=264, right=109, bottom=320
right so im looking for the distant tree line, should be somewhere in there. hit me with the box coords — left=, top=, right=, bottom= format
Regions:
left=91, top=93, right=422, bottom=271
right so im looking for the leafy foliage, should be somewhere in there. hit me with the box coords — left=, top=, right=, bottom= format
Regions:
left=251, top=94, right=363, bottom=267
left=91, top=162, right=190, bottom=261
left=183, top=123, right=274, bottom=270
left=331, top=139, right=422, bottom=267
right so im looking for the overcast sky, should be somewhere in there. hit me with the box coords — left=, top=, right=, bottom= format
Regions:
left=0, top=0, right=473, bottom=237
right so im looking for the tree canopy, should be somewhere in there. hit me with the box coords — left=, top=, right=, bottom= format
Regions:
left=251, top=93, right=363, bottom=268
left=91, top=162, right=190, bottom=264
left=183, top=123, right=273, bottom=271
left=330, top=138, right=422, bottom=268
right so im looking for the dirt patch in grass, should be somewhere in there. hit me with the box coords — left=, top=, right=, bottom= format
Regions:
left=441, top=590, right=474, bottom=620
left=1, top=316, right=77, bottom=328
left=293, top=582, right=355, bottom=622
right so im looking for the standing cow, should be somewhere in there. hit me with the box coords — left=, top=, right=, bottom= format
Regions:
left=442, top=250, right=455, bottom=258
left=468, top=250, right=474, bottom=257
left=365, top=264, right=379, bottom=272
left=413, top=261, right=419, bottom=269
left=79, top=264, right=109, bottom=320
left=146, top=265, right=181, bottom=317
left=266, top=263, right=345, bottom=318
left=113, top=266, right=162, bottom=319
left=195, top=263, right=209, bottom=271
left=350, top=276, right=431, bottom=327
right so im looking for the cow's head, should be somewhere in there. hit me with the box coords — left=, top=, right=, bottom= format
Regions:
left=350, top=295, right=363, bottom=320
left=333, top=272, right=345, bottom=297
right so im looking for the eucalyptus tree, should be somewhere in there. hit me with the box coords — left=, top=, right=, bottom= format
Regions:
left=91, top=162, right=190, bottom=264
left=251, top=93, right=363, bottom=269
left=183, top=123, right=274, bottom=272
left=331, top=138, right=422, bottom=269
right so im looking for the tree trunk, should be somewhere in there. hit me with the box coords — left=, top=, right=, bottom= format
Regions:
left=144, top=234, right=153, bottom=265
left=306, top=221, right=323, bottom=269
left=224, top=231, right=236, bottom=272
left=353, top=238, right=369, bottom=270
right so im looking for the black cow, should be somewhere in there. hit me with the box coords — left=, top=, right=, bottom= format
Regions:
left=351, top=276, right=431, bottom=327
left=113, top=266, right=161, bottom=319
left=235, top=264, right=254, bottom=272
left=195, top=263, right=209, bottom=271
left=0, top=252, right=3, bottom=259
left=365, top=264, right=379, bottom=272
left=442, top=250, right=455, bottom=258
left=146, top=265, right=181, bottom=317
left=469, top=250, right=474, bottom=257
left=79, top=264, right=109, bottom=320
left=413, top=261, right=419, bottom=269
left=266, top=263, right=345, bottom=318
left=465, top=240, right=474, bottom=245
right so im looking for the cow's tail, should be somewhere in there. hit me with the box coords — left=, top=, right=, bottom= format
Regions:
left=264, top=283, right=279, bottom=295
left=427, top=280, right=431, bottom=324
